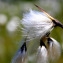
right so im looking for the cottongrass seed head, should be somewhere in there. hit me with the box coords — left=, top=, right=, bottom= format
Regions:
left=37, top=46, right=48, bottom=63
left=21, top=5, right=63, bottom=41
left=13, top=5, right=63, bottom=63
left=11, top=42, right=27, bottom=63
left=21, top=10, right=54, bottom=41
left=47, top=37, right=61, bottom=61
left=36, top=37, right=61, bottom=63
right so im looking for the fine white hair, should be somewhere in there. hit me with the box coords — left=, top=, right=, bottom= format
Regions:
left=48, top=37, right=61, bottom=61
left=11, top=50, right=27, bottom=63
left=36, top=46, right=48, bottom=63
left=11, top=42, right=27, bottom=63
left=21, top=10, right=54, bottom=41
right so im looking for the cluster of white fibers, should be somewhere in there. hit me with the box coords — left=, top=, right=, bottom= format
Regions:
left=11, top=50, right=27, bottom=63
left=21, top=10, right=54, bottom=41
left=37, top=46, right=48, bottom=63
left=11, top=42, right=27, bottom=63
left=48, top=37, right=61, bottom=61
left=36, top=37, right=61, bottom=63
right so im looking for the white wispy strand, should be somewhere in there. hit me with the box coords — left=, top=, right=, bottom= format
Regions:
left=11, top=49, right=27, bottom=63
left=11, top=42, right=27, bottom=63
left=48, top=37, right=61, bottom=61
left=36, top=46, right=48, bottom=63
left=21, top=10, right=54, bottom=41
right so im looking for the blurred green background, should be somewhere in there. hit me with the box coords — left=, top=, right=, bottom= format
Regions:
left=0, top=0, right=63, bottom=63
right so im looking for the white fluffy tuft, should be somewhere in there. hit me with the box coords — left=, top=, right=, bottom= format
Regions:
left=48, top=37, right=61, bottom=61
left=21, top=10, right=53, bottom=41
left=37, top=46, right=48, bottom=63
left=11, top=49, right=27, bottom=63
